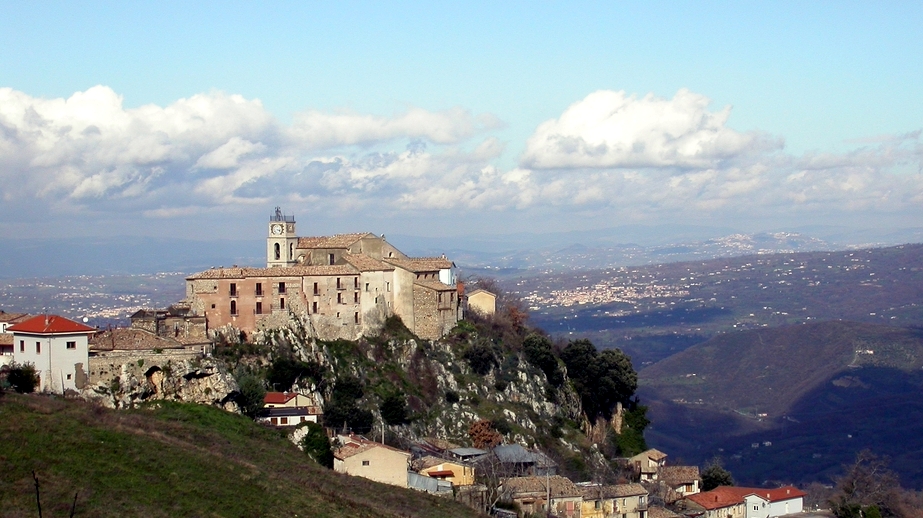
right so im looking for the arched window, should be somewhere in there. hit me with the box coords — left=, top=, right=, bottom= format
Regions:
left=274, top=243, right=280, bottom=260
left=230, top=300, right=237, bottom=315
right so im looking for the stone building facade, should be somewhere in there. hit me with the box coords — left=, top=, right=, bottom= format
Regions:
left=183, top=208, right=459, bottom=341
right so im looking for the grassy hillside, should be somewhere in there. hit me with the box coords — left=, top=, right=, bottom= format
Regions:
left=0, top=393, right=481, bottom=518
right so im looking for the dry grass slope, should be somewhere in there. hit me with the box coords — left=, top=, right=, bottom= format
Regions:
left=0, top=394, right=481, bottom=518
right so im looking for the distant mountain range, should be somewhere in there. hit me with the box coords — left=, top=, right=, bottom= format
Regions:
left=4, top=225, right=922, bottom=278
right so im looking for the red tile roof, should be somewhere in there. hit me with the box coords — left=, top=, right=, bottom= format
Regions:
left=89, top=328, right=184, bottom=351
left=187, top=264, right=358, bottom=280
left=685, top=486, right=805, bottom=510
left=384, top=257, right=454, bottom=272
left=426, top=470, right=455, bottom=478
left=0, top=311, right=30, bottom=324
left=7, top=315, right=95, bottom=335
left=333, top=435, right=411, bottom=460
left=296, top=233, right=374, bottom=249
left=264, top=392, right=298, bottom=405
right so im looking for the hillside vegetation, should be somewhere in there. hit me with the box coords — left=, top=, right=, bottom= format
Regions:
left=524, top=244, right=923, bottom=366
left=638, top=320, right=923, bottom=488
left=0, top=394, right=480, bottom=518
left=641, top=320, right=923, bottom=416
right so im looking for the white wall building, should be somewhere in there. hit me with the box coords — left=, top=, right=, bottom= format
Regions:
left=9, top=315, right=94, bottom=393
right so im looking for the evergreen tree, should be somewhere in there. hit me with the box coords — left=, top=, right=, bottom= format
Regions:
left=701, top=458, right=735, bottom=491
left=300, top=422, right=334, bottom=468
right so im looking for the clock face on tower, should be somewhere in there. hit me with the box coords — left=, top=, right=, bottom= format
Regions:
left=271, top=224, right=283, bottom=235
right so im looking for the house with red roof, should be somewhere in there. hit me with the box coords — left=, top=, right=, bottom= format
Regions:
left=681, top=485, right=806, bottom=518
left=8, top=314, right=95, bottom=393
left=256, top=391, right=323, bottom=427
left=333, top=434, right=411, bottom=488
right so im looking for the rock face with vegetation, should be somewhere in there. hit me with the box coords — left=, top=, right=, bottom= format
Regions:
left=80, top=356, right=241, bottom=412
left=223, top=294, right=649, bottom=481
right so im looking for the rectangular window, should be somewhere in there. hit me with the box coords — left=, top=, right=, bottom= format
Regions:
left=329, top=253, right=335, bottom=265
left=20, top=340, right=24, bottom=352
left=312, top=301, right=318, bottom=314
left=278, top=282, right=286, bottom=294
left=66, top=373, right=72, bottom=380
left=313, top=282, right=319, bottom=295
left=256, top=301, right=263, bottom=314
left=354, top=292, right=359, bottom=303
left=337, top=293, right=342, bottom=304
left=36, top=341, right=41, bottom=354
left=438, top=293, right=443, bottom=303
left=229, top=283, right=237, bottom=296
left=365, top=283, right=369, bottom=292
left=66, top=341, right=76, bottom=349
left=256, top=282, right=263, bottom=296
left=336, top=277, right=341, bottom=289
left=280, top=297, right=285, bottom=310
left=362, top=460, right=370, bottom=466
left=280, top=417, right=288, bottom=425
left=354, top=277, right=359, bottom=289
left=386, top=282, right=391, bottom=292
left=354, top=312, right=359, bottom=324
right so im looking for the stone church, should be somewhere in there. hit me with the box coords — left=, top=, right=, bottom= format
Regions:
left=183, top=208, right=460, bottom=341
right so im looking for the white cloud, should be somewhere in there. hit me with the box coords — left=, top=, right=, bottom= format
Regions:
left=521, top=89, right=780, bottom=169
left=0, top=84, right=920, bottom=238
left=289, top=106, right=501, bottom=148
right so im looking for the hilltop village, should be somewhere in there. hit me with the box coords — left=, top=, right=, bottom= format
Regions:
left=0, top=209, right=838, bottom=518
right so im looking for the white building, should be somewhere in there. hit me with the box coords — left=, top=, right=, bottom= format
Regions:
left=8, top=315, right=94, bottom=393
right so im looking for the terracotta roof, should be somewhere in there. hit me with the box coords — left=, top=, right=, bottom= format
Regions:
left=8, top=315, right=95, bottom=335
left=643, top=448, right=668, bottom=461
left=413, top=455, right=448, bottom=471
left=747, top=486, right=806, bottom=502
left=296, top=233, right=373, bottom=249
left=685, top=486, right=804, bottom=510
left=686, top=487, right=748, bottom=510
left=414, top=279, right=457, bottom=292
left=343, top=253, right=394, bottom=272
left=0, top=312, right=30, bottom=324
left=264, top=392, right=298, bottom=405
left=579, top=483, right=648, bottom=499
left=660, top=466, right=700, bottom=485
left=187, top=264, right=358, bottom=280
left=648, top=506, right=681, bottom=518
left=89, top=328, right=183, bottom=351
left=333, top=435, right=410, bottom=460
left=426, top=470, right=455, bottom=478
left=384, top=257, right=454, bottom=272
left=502, top=476, right=581, bottom=498
left=173, top=335, right=210, bottom=346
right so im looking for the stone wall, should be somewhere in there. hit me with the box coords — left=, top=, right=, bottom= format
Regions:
left=88, top=349, right=202, bottom=385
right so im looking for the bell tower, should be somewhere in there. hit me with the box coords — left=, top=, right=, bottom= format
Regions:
left=267, top=207, right=298, bottom=268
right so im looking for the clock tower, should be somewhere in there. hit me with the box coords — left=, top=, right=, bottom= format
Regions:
left=267, top=207, right=298, bottom=267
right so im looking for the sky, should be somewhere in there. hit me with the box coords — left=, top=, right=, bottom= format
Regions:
left=1, top=1, right=922, bottom=243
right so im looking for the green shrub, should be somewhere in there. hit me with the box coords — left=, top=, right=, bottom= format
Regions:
left=5, top=362, right=39, bottom=393
left=300, top=422, right=334, bottom=468
left=463, top=343, right=497, bottom=375
left=380, top=392, right=409, bottom=426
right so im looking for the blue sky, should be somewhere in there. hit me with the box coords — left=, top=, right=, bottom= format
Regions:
left=1, top=1, right=921, bottom=242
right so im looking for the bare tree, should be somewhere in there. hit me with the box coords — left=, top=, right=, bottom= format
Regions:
left=830, top=450, right=900, bottom=518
